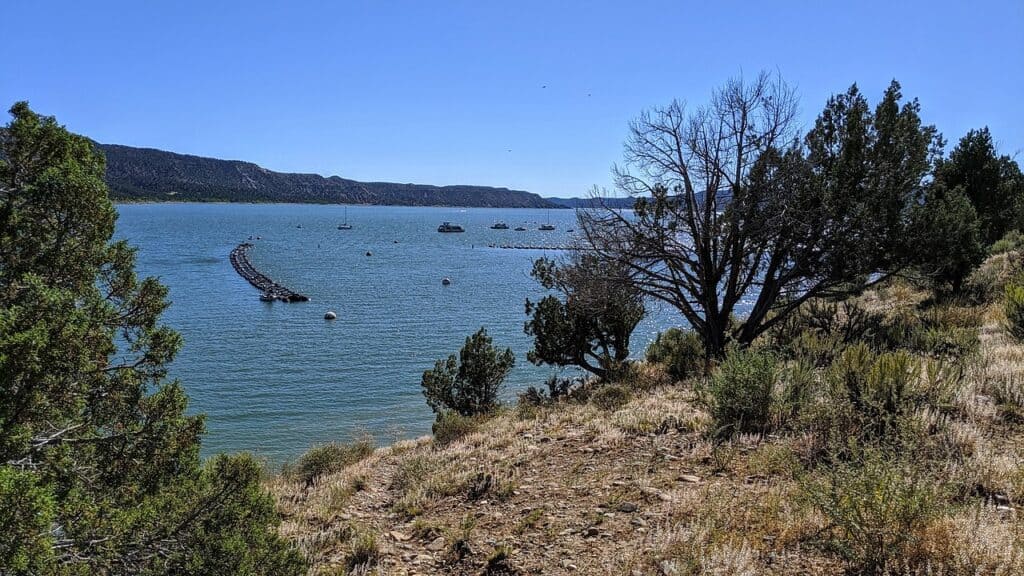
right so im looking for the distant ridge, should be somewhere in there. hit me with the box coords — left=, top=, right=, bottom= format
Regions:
left=545, top=196, right=637, bottom=209
left=98, top=143, right=559, bottom=208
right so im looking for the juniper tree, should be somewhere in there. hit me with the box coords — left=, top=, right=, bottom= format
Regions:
left=580, top=75, right=940, bottom=358
left=935, top=127, right=1024, bottom=245
left=524, top=254, right=644, bottom=379
left=0, top=102, right=304, bottom=575
left=421, top=327, right=515, bottom=417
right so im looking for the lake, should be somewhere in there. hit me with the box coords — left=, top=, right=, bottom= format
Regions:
left=115, top=203, right=681, bottom=464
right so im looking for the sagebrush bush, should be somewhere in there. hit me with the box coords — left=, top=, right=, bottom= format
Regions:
left=822, top=345, right=960, bottom=451
left=990, top=229, right=1024, bottom=256
left=589, top=383, right=633, bottom=411
left=345, top=530, right=379, bottom=574
left=645, top=328, right=705, bottom=381
left=803, top=450, right=943, bottom=574
left=1005, top=282, right=1024, bottom=341
left=431, top=412, right=486, bottom=446
left=518, top=375, right=580, bottom=406
left=288, top=437, right=374, bottom=485
left=706, top=348, right=778, bottom=437
left=964, top=251, right=1024, bottom=303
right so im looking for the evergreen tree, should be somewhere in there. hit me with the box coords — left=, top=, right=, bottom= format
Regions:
left=0, top=102, right=304, bottom=575
left=421, top=328, right=515, bottom=417
left=911, top=183, right=986, bottom=293
left=936, top=127, right=1024, bottom=245
left=524, top=254, right=644, bottom=379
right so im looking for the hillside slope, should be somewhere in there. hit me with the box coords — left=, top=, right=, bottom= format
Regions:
left=99, top=144, right=558, bottom=208
left=270, top=266, right=1024, bottom=575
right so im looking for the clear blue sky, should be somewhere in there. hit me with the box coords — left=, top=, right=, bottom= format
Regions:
left=2, top=0, right=1021, bottom=196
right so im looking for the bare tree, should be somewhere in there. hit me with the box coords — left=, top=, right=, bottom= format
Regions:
left=580, top=74, right=937, bottom=357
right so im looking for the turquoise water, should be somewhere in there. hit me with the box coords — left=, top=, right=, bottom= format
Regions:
left=115, top=203, right=679, bottom=463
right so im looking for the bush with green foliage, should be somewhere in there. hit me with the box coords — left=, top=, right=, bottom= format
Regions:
left=965, top=251, right=1024, bottom=304
left=825, top=345, right=958, bottom=447
left=431, top=412, right=487, bottom=445
left=803, top=450, right=942, bottom=574
left=935, top=127, right=1024, bottom=245
left=288, top=437, right=374, bottom=486
left=705, top=348, right=780, bottom=437
left=911, top=183, right=986, bottom=293
left=990, top=229, right=1024, bottom=256
left=588, top=383, right=633, bottom=411
left=421, top=327, right=515, bottom=417
left=525, top=254, right=644, bottom=380
left=645, top=328, right=705, bottom=381
left=1005, top=281, right=1024, bottom=341
left=0, top=103, right=303, bottom=574
left=518, top=375, right=580, bottom=406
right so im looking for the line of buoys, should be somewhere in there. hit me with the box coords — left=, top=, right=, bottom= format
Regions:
left=490, top=244, right=577, bottom=250
left=230, top=243, right=310, bottom=303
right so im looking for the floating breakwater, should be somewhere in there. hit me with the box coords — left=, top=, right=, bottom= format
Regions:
left=229, top=243, right=310, bottom=302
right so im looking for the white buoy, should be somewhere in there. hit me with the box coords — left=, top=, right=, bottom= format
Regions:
left=442, top=277, right=452, bottom=286
left=324, top=311, right=337, bottom=320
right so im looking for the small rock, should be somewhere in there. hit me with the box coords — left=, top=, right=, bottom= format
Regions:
left=678, top=474, right=701, bottom=483
left=426, top=537, right=445, bottom=551
left=630, top=517, right=647, bottom=527
left=583, top=527, right=600, bottom=537
left=389, top=531, right=411, bottom=541
left=617, top=502, right=638, bottom=513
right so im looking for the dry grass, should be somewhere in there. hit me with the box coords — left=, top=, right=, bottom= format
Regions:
left=270, top=264, right=1024, bottom=575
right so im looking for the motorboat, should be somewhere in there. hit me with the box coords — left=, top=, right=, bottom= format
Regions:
left=437, top=222, right=465, bottom=233
left=490, top=221, right=509, bottom=229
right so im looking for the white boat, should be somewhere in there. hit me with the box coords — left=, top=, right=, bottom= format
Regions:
left=338, top=207, right=352, bottom=230
left=539, top=211, right=556, bottom=231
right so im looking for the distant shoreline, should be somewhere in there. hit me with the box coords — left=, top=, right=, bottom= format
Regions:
left=112, top=199, right=576, bottom=208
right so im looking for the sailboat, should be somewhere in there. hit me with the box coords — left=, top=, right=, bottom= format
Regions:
left=539, top=210, right=555, bottom=231
left=337, top=207, right=352, bottom=230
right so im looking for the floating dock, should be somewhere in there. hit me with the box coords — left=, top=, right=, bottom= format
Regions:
left=230, top=243, right=309, bottom=302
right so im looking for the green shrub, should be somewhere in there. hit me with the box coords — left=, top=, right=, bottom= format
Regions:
left=964, top=251, right=1024, bottom=303
left=518, top=375, right=580, bottom=406
left=705, top=348, right=779, bottom=437
left=289, top=437, right=374, bottom=485
left=1005, top=282, right=1024, bottom=341
left=803, top=451, right=942, bottom=574
left=825, top=345, right=959, bottom=448
left=589, top=383, right=633, bottom=411
left=645, top=328, right=705, bottom=381
left=431, top=412, right=486, bottom=446
left=990, top=229, right=1024, bottom=255
left=875, top=309, right=979, bottom=358
left=422, top=327, right=515, bottom=417
left=344, top=530, right=379, bottom=573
